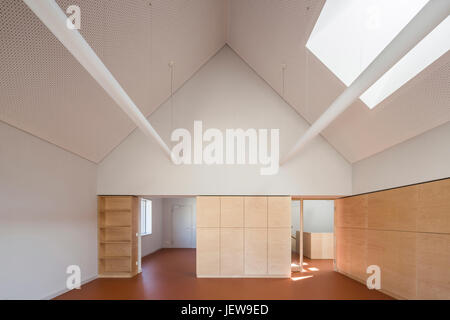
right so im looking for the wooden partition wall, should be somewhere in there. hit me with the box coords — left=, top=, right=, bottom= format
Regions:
left=196, top=196, right=291, bottom=278
left=335, top=178, right=450, bottom=299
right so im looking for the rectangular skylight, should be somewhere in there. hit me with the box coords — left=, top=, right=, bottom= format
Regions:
left=306, top=0, right=450, bottom=109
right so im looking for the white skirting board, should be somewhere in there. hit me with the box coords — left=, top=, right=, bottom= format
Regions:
left=41, top=274, right=98, bottom=300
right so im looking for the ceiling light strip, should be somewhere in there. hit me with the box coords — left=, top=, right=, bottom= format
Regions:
left=281, top=0, right=450, bottom=165
left=23, top=0, right=172, bottom=159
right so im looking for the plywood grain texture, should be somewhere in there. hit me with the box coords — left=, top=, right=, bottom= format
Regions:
left=268, top=228, right=291, bottom=276
left=268, top=196, right=291, bottom=227
left=197, top=196, right=220, bottom=228
left=335, top=178, right=450, bottom=299
left=220, top=228, right=244, bottom=276
left=245, top=228, right=268, bottom=275
left=303, top=232, right=334, bottom=260
left=196, top=228, right=220, bottom=276
left=244, top=197, right=267, bottom=228
left=221, top=196, right=244, bottom=227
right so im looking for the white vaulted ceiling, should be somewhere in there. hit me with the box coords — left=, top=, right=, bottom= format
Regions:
left=1, top=0, right=448, bottom=164
left=0, top=0, right=226, bottom=162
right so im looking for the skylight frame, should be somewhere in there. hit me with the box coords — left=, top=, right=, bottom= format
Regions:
left=306, top=0, right=449, bottom=109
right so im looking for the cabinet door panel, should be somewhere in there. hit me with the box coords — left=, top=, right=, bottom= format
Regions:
left=221, top=197, right=244, bottom=227
left=268, top=197, right=291, bottom=227
left=245, top=197, right=267, bottom=228
left=221, top=228, right=244, bottom=276
left=245, top=228, right=267, bottom=275
left=197, top=196, right=220, bottom=228
left=268, top=228, right=291, bottom=276
left=197, top=228, right=220, bottom=276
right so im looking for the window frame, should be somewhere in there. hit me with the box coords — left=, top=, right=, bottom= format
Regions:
left=140, top=198, right=152, bottom=236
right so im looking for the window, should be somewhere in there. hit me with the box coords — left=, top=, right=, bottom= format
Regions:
left=140, top=199, right=152, bottom=235
left=306, top=0, right=449, bottom=109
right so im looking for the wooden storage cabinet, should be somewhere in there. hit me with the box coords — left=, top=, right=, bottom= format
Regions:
left=244, top=228, right=267, bottom=275
left=197, top=196, right=291, bottom=278
left=98, top=196, right=139, bottom=278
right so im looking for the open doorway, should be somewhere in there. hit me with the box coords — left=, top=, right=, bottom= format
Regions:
left=291, top=197, right=337, bottom=278
left=138, top=196, right=196, bottom=272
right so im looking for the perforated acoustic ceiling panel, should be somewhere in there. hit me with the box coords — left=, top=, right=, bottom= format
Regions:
left=0, top=0, right=226, bottom=162
left=227, top=0, right=450, bottom=163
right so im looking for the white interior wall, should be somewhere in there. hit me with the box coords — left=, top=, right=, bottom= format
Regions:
left=141, top=198, right=164, bottom=257
left=0, top=122, right=97, bottom=300
left=353, top=121, right=450, bottom=194
left=303, top=200, right=334, bottom=233
left=97, top=46, right=352, bottom=196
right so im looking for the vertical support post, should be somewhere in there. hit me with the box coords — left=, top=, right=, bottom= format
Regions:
left=300, top=199, right=304, bottom=272
left=333, top=200, right=337, bottom=271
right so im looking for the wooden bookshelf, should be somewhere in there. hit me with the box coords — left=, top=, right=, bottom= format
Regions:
left=98, top=196, right=139, bottom=278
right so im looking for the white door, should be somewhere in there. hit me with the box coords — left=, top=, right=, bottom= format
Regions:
left=172, top=205, right=193, bottom=248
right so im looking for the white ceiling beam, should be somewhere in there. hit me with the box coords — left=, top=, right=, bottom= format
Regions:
left=23, top=0, right=172, bottom=160
left=281, top=0, right=450, bottom=165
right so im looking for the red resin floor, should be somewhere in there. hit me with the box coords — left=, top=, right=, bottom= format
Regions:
left=56, top=248, right=392, bottom=300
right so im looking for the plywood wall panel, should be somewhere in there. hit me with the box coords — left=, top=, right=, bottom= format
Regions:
left=197, top=228, right=220, bottom=276
left=374, top=231, right=417, bottom=299
left=197, top=196, right=220, bottom=228
left=244, top=197, right=267, bottom=228
left=245, top=228, right=268, bottom=275
left=349, top=228, right=367, bottom=281
left=221, top=196, right=244, bottom=227
left=366, top=229, right=386, bottom=274
left=368, top=186, right=418, bottom=232
left=268, top=228, right=291, bottom=275
left=268, top=197, right=291, bottom=227
left=416, top=233, right=450, bottom=299
left=335, top=195, right=368, bottom=228
left=220, top=228, right=244, bottom=276
left=336, top=178, right=450, bottom=300
left=417, top=179, right=450, bottom=234
left=393, top=232, right=417, bottom=299
left=336, top=227, right=352, bottom=274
